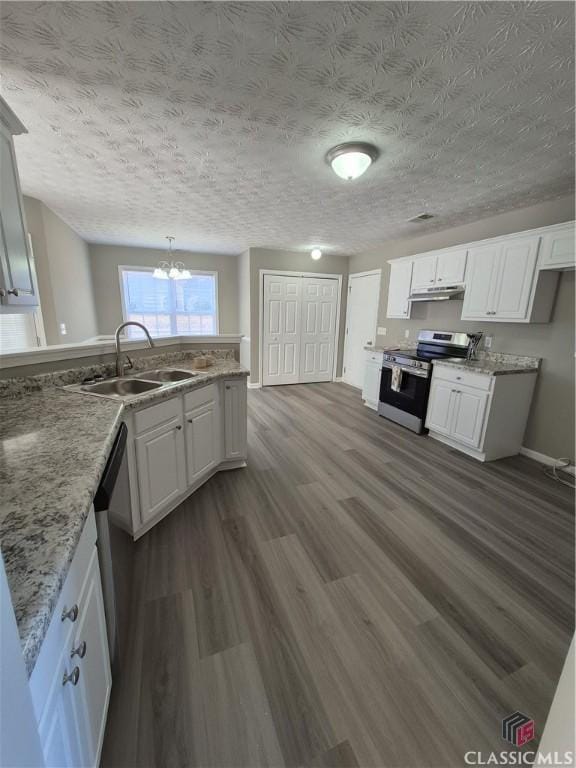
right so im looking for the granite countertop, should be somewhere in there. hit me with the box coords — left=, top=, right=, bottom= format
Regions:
left=0, top=357, right=248, bottom=675
left=363, top=344, right=417, bottom=353
left=433, top=353, right=540, bottom=376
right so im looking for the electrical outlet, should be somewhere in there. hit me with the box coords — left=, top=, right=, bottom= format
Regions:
left=404, top=329, right=410, bottom=339
left=484, top=335, right=493, bottom=349
left=59, top=323, right=67, bottom=336
left=377, top=327, right=387, bottom=336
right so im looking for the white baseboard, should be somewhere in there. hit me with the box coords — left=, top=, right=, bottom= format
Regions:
left=247, top=382, right=261, bottom=389
left=334, top=377, right=343, bottom=382
left=519, top=446, right=575, bottom=474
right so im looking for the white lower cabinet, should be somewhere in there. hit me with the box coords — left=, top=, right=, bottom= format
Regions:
left=186, top=399, right=221, bottom=483
left=362, top=352, right=382, bottom=410
left=127, top=378, right=248, bottom=537
left=135, top=415, right=187, bottom=523
left=450, top=387, right=489, bottom=449
left=223, top=379, right=248, bottom=460
left=31, top=511, right=111, bottom=768
left=426, top=365, right=537, bottom=461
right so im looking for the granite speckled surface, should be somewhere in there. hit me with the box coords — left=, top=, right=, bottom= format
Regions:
left=433, top=353, right=540, bottom=376
left=0, top=355, right=247, bottom=675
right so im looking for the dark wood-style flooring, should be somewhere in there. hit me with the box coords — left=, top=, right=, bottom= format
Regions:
left=101, top=383, right=574, bottom=768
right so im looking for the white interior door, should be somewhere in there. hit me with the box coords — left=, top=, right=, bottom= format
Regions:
left=299, top=277, right=338, bottom=383
left=343, top=272, right=381, bottom=389
left=263, top=274, right=301, bottom=386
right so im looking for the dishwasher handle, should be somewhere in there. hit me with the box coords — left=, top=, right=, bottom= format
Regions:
left=94, top=423, right=128, bottom=512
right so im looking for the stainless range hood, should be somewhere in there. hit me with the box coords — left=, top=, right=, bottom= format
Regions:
left=409, top=285, right=465, bottom=302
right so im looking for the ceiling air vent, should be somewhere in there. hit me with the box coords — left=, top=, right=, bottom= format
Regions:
left=408, top=213, right=435, bottom=222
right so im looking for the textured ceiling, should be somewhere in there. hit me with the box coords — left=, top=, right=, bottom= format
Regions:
left=0, top=1, right=574, bottom=256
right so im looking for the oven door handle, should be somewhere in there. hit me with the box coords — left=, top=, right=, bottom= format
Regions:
left=381, top=362, right=429, bottom=378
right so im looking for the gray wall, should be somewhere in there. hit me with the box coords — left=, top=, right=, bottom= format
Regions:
left=88, top=244, right=239, bottom=336
left=23, top=197, right=98, bottom=345
left=348, top=195, right=575, bottom=459
left=248, top=247, right=349, bottom=384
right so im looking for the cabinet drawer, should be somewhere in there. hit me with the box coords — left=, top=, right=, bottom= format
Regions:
left=184, top=383, right=217, bottom=413
left=134, top=397, right=181, bottom=435
left=29, top=511, right=97, bottom=723
left=365, top=351, right=383, bottom=364
left=432, top=365, right=492, bottom=392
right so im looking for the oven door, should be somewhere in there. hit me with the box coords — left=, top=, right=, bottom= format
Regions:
left=379, top=362, right=431, bottom=424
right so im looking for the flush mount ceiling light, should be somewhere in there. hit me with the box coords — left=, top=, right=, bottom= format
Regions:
left=153, top=236, right=192, bottom=280
left=311, top=248, right=322, bottom=260
left=326, top=142, right=379, bottom=181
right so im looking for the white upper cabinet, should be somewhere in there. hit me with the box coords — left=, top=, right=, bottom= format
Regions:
left=411, top=249, right=467, bottom=291
left=460, top=244, right=500, bottom=319
left=538, top=223, right=575, bottom=270
left=436, top=249, right=467, bottom=285
left=411, top=255, right=436, bottom=290
left=461, top=235, right=552, bottom=323
left=0, top=96, right=38, bottom=308
left=385, top=221, right=571, bottom=326
left=386, top=260, right=413, bottom=318
left=491, top=237, right=539, bottom=320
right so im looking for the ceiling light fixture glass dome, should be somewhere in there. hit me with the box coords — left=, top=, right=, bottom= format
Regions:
left=326, top=142, right=379, bottom=181
left=311, top=248, right=322, bottom=260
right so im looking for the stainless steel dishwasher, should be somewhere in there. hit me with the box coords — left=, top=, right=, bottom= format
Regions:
left=94, top=423, right=133, bottom=673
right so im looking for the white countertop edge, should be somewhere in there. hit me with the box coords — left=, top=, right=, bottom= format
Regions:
left=0, top=334, right=243, bottom=368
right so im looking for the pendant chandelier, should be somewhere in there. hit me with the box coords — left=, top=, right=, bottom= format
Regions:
left=153, top=237, right=191, bottom=280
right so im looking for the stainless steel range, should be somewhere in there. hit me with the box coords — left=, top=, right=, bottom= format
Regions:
left=378, top=330, right=470, bottom=434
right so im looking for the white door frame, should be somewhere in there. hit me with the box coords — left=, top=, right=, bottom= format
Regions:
left=259, top=269, right=343, bottom=388
left=343, top=269, right=382, bottom=386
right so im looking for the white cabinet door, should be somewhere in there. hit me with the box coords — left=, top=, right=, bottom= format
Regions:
left=450, top=387, right=489, bottom=448
left=425, top=380, right=456, bottom=435
left=362, top=357, right=381, bottom=409
left=135, top=416, right=186, bottom=523
left=263, top=274, right=301, bottom=385
left=223, top=379, right=247, bottom=460
left=539, top=225, right=575, bottom=270
left=436, top=249, right=467, bottom=285
left=411, top=255, right=437, bottom=290
left=185, top=400, right=221, bottom=484
left=0, top=129, right=37, bottom=307
left=461, top=244, right=500, bottom=319
left=386, top=261, right=413, bottom=318
left=299, top=276, right=338, bottom=383
left=38, top=648, right=83, bottom=768
left=71, top=549, right=111, bottom=768
left=491, top=237, right=539, bottom=320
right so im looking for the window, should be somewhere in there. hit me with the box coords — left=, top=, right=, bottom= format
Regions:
left=119, top=267, right=218, bottom=339
left=0, top=312, right=43, bottom=352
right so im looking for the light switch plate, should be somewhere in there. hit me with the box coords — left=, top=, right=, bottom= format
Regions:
left=377, top=327, right=387, bottom=336
left=484, top=335, right=493, bottom=349
left=404, top=329, right=410, bottom=339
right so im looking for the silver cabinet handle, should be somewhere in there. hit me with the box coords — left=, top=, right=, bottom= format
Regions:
left=7, top=288, right=19, bottom=296
left=71, top=640, right=86, bottom=659
left=62, top=666, right=80, bottom=686
left=0, top=289, right=5, bottom=298
left=176, top=424, right=182, bottom=430
left=456, top=376, right=462, bottom=380
left=187, top=418, right=193, bottom=423
left=225, top=385, right=231, bottom=389
left=61, top=604, right=79, bottom=623
left=437, top=278, right=443, bottom=281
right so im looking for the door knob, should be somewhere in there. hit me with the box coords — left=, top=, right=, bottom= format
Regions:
left=71, top=640, right=87, bottom=659
left=62, top=667, right=80, bottom=686
left=61, top=604, right=79, bottom=623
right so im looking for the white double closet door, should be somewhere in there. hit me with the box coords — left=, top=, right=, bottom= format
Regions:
left=263, top=274, right=339, bottom=386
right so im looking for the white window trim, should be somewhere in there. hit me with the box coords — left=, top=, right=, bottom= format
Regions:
left=118, top=265, right=219, bottom=337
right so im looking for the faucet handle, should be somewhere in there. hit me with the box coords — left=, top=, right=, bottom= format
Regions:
left=125, top=354, right=134, bottom=371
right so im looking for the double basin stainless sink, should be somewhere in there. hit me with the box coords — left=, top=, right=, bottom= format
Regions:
left=66, top=369, right=199, bottom=400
